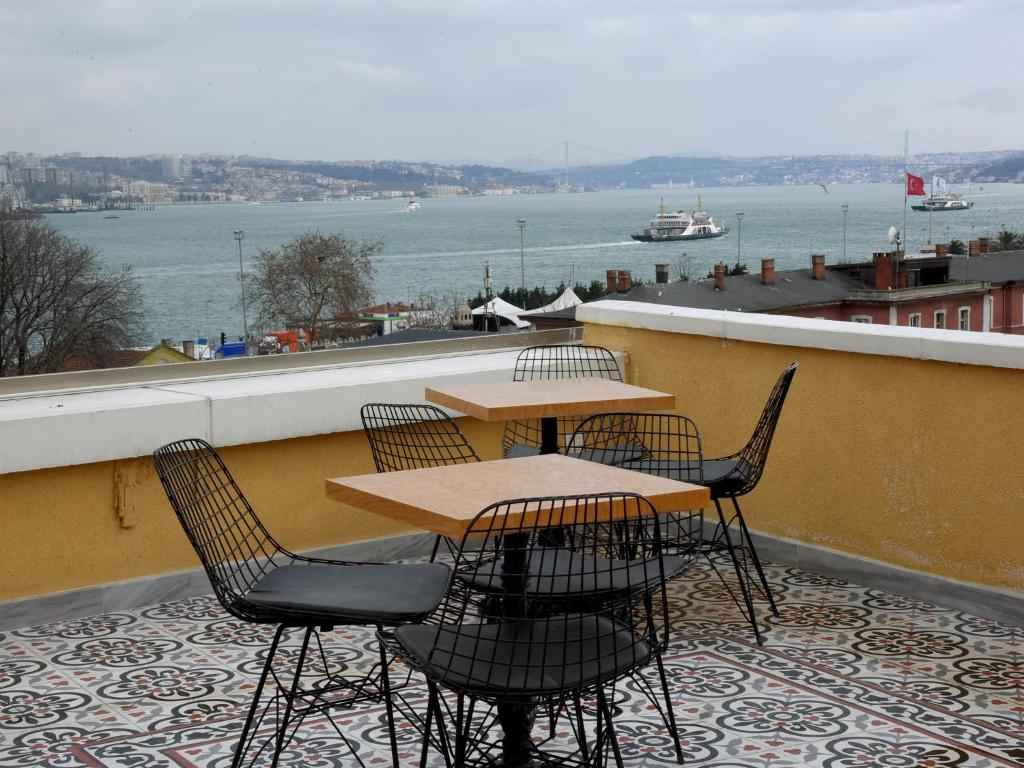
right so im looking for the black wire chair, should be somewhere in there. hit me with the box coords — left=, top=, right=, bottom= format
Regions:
left=389, top=493, right=675, bottom=768
left=503, top=344, right=623, bottom=458
left=566, top=365, right=799, bottom=644
left=153, top=438, right=451, bottom=768
left=361, top=403, right=481, bottom=561
left=696, top=362, right=798, bottom=645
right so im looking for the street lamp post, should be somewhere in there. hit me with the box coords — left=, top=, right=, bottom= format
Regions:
left=735, top=212, right=744, bottom=265
left=841, top=204, right=849, bottom=262
left=516, top=218, right=526, bottom=294
left=233, top=230, right=248, bottom=351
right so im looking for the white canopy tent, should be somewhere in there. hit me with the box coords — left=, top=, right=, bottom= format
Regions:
left=519, top=287, right=583, bottom=316
left=471, top=297, right=531, bottom=329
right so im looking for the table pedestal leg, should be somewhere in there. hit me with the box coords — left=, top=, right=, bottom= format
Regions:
left=540, top=416, right=559, bottom=455
left=497, top=531, right=535, bottom=767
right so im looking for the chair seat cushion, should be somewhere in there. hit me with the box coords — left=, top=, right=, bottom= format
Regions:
left=621, top=458, right=750, bottom=495
left=457, top=547, right=688, bottom=597
left=243, top=562, right=450, bottom=625
left=568, top=442, right=648, bottom=466
left=395, top=615, right=651, bottom=697
left=505, top=443, right=541, bottom=459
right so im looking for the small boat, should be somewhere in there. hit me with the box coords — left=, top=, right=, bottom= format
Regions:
left=103, top=215, right=119, bottom=219
left=406, top=199, right=421, bottom=211
left=631, top=197, right=728, bottom=242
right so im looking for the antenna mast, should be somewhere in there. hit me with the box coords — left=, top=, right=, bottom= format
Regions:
left=903, top=129, right=909, bottom=259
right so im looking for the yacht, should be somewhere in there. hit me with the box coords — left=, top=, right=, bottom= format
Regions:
left=911, top=193, right=973, bottom=211
left=631, top=197, right=729, bottom=242
left=406, top=199, right=421, bottom=211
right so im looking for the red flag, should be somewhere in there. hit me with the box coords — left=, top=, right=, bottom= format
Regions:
left=906, top=173, right=926, bottom=196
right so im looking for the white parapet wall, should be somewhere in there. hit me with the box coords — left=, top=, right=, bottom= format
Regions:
left=577, top=300, right=1024, bottom=370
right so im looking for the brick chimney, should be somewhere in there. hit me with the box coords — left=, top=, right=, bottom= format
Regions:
left=969, top=240, right=980, bottom=256
left=713, top=263, right=726, bottom=291
left=760, top=258, right=775, bottom=285
left=873, top=252, right=892, bottom=290
left=655, top=263, right=669, bottom=284
left=935, top=243, right=948, bottom=258
left=618, top=270, right=632, bottom=292
left=811, top=253, right=826, bottom=280
left=606, top=269, right=618, bottom=293
left=978, top=237, right=990, bottom=254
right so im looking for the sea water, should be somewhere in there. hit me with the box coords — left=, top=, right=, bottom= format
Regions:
left=47, top=184, right=1024, bottom=343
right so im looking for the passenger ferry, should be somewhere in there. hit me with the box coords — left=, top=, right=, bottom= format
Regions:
left=631, top=197, right=729, bottom=242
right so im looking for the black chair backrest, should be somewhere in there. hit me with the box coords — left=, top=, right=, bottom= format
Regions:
left=504, top=345, right=622, bottom=456
left=731, top=362, right=798, bottom=494
left=423, top=493, right=669, bottom=698
left=566, top=412, right=703, bottom=483
left=512, top=344, right=623, bottom=382
left=153, top=439, right=285, bottom=620
left=361, top=403, right=481, bottom=473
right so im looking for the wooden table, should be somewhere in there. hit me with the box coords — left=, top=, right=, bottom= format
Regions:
left=425, top=378, right=675, bottom=455
left=327, top=454, right=709, bottom=766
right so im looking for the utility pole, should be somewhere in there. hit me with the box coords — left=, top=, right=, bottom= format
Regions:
left=903, top=129, right=909, bottom=259
left=516, top=218, right=526, bottom=294
left=841, top=203, right=849, bottom=262
left=735, top=212, right=744, bottom=265
left=233, top=230, right=248, bottom=350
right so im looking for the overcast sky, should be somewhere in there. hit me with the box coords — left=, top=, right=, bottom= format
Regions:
left=3, top=0, right=1022, bottom=166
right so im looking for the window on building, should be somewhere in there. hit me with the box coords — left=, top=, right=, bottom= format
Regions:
left=908, top=313, right=922, bottom=328
left=934, top=310, right=946, bottom=329
left=852, top=315, right=872, bottom=324
left=958, top=307, right=970, bottom=330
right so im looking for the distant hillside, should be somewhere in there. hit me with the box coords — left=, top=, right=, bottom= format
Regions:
left=977, top=153, right=1024, bottom=181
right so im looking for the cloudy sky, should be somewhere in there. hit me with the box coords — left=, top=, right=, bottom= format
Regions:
left=3, top=0, right=1022, bottom=165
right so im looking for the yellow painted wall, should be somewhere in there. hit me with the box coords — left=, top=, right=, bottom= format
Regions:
left=585, top=323, right=1024, bottom=594
left=135, top=345, right=194, bottom=366
left=0, top=419, right=505, bottom=602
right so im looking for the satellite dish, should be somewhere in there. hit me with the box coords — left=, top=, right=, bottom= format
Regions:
left=887, top=226, right=898, bottom=245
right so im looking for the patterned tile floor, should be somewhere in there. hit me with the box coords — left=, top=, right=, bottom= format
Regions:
left=1, top=560, right=1021, bottom=767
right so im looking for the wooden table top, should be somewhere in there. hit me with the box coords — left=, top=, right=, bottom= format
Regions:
left=424, top=378, right=675, bottom=422
left=326, top=453, right=709, bottom=538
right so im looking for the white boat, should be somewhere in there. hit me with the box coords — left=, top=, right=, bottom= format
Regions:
left=406, top=199, right=421, bottom=211
left=912, top=177, right=973, bottom=211
left=631, top=197, right=729, bottom=242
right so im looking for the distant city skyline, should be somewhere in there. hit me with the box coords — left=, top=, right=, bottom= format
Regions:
left=3, top=1, right=1024, bottom=165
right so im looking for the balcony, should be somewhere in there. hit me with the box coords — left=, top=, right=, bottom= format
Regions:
left=1, top=304, right=1021, bottom=766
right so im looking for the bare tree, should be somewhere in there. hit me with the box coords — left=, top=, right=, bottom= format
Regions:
left=0, top=214, right=145, bottom=376
left=673, top=251, right=694, bottom=282
left=245, top=230, right=379, bottom=345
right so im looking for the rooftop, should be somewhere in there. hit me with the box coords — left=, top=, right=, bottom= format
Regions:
left=2, top=557, right=1020, bottom=767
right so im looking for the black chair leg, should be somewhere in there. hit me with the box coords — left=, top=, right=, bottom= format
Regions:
left=731, top=496, right=779, bottom=617
left=574, top=694, right=590, bottom=764
left=376, top=626, right=401, bottom=768
left=597, top=687, right=624, bottom=768
left=712, top=497, right=764, bottom=645
left=653, top=650, right=685, bottom=764
left=270, top=626, right=313, bottom=767
left=231, top=625, right=285, bottom=768
left=429, top=534, right=443, bottom=562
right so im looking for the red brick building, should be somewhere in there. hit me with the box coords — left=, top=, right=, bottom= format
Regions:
left=610, top=245, right=1024, bottom=334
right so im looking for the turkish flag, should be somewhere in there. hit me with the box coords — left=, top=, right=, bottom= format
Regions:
left=906, top=173, right=926, bottom=196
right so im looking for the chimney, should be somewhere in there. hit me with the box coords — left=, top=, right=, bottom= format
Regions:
left=760, top=258, right=775, bottom=285
left=872, top=252, right=892, bottom=290
left=655, top=263, right=669, bottom=284
left=935, top=243, right=948, bottom=258
left=811, top=253, right=826, bottom=280
left=160, top=337, right=174, bottom=348
left=978, top=237, right=990, bottom=254
left=182, top=340, right=195, bottom=358
left=969, top=240, right=980, bottom=256
left=606, top=269, right=618, bottom=293
left=618, top=270, right=632, bottom=293
left=713, top=263, right=726, bottom=291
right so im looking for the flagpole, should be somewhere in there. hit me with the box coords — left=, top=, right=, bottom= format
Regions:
left=903, top=129, right=909, bottom=261
left=928, top=173, right=933, bottom=244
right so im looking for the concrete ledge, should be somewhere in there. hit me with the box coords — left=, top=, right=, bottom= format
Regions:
left=0, top=531, right=436, bottom=631
left=577, top=300, right=1024, bottom=370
